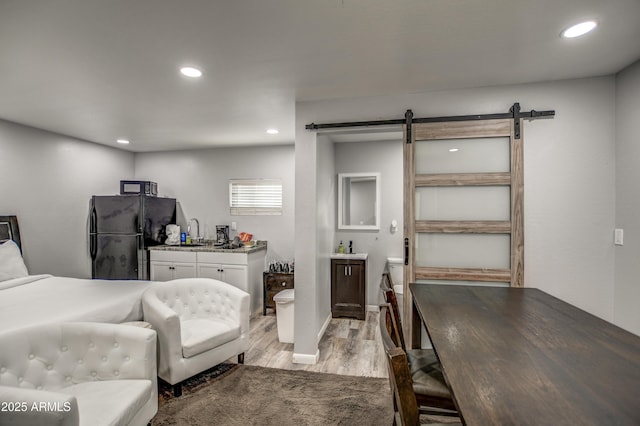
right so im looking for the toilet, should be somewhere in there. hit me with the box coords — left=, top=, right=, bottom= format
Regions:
left=385, top=257, right=432, bottom=349
left=386, top=257, right=404, bottom=319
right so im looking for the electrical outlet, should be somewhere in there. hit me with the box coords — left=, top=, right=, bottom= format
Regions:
left=231, top=221, right=237, bottom=231
left=614, top=228, right=624, bottom=246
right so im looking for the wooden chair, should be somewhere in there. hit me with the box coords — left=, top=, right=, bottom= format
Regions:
left=381, top=272, right=407, bottom=348
left=380, top=274, right=458, bottom=414
left=381, top=304, right=462, bottom=426
left=381, top=303, right=421, bottom=425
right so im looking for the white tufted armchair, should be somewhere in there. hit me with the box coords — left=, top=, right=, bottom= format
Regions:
left=0, top=322, right=157, bottom=426
left=141, top=278, right=249, bottom=397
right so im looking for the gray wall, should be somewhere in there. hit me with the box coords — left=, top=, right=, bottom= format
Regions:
left=334, top=140, right=404, bottom=307
left=0, top=121, right=295, bottom=278
left=315, top=135, right=335, bottom=344
left=615, top=60, right=640, bottom=335
left=134, top=145, right=295, bottom=261
left=295, top=74, right=626, bottom=359
left=0, top=119, right=134, bottom=278
left=2, top=64, right=638, bottom=362
left=293, top=129, right=319, bottom=360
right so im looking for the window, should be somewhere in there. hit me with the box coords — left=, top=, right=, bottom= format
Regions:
left=229, top=179, right=282, bottom=215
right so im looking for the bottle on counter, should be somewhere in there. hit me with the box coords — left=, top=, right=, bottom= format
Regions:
left=338, top=241, right=345, bottom=253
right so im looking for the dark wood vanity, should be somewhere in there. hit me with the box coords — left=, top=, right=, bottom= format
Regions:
left=331, top=256, right=366, bottom=320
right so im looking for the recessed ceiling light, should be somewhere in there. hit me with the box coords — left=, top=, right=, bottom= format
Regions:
left=449, top=148, right=459, bottom=152
left=116, top=139, right=130, bottom=145
left=266, top=129, right=279, bottom=135
left=561, top=20, right=598, bottom=38
left=180, top=66, right=202, bottom=78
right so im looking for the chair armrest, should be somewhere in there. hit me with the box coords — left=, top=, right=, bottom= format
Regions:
left=218, top=285, right=250, bottom=335
left=0, top=386, right=79, bottom=426
left=142, top=289, right=183, bottom=368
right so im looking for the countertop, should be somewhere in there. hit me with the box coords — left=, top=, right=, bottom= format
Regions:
left=330, top=252, right=368, bottom=260
left=149, top=240, right=267, bottom=254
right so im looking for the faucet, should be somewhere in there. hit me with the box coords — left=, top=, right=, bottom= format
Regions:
left=349, top=240, right=353, bottom=254
left=187, top=218, right=201, bottom=241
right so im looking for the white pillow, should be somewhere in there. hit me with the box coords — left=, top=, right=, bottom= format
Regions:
left=0, top=240, right=29, bottom=282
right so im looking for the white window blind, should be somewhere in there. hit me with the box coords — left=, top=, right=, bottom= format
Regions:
left=229, top=179, right=282, bottom=215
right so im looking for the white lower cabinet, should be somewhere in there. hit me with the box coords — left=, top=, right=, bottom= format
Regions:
left=197, top=251, right=265, bottom=315
left=150, top=251, right=197, bottom=281
left=197, top=263, right=247, bottom=291
left=150, top=248, right=266, bottom=315
left=151, top=262, right=197, bottom=281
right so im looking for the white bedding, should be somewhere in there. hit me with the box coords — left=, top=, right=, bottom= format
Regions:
left=0, top=275, right=155, bottom=335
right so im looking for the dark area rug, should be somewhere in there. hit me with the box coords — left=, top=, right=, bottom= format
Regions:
left=157, top=363, right=239, bottom=403
left=153, top=364, right=393, bottom=425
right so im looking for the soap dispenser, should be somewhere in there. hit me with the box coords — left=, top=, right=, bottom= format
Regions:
left=338, top=241, right=345, bottom=254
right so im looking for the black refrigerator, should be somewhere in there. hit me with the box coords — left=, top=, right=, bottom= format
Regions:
left=89, top=195, right=176, bottom=280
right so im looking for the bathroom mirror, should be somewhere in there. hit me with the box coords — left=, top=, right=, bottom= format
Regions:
left=338, top=172, right=380, bottom=230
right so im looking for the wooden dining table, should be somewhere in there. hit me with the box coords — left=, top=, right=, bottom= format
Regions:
left=410, top=283, right=640, bottom=426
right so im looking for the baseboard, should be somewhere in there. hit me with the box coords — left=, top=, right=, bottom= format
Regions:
left=366, top=304, right=379, bottom=312
left=317, top=313, right=332, bottom=344
left=291, top=314, right=330, bottom=365
left=293, top=350, right=320, bottom=365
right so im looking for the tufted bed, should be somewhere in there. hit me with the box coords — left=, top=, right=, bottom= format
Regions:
left=0, top=215, right=155, bottom=335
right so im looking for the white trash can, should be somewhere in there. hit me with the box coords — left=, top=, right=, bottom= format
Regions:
left=273, top=289, right=295, bottom=343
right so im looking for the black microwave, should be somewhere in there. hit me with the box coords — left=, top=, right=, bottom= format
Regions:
left=120, top=180, right=158, bottom=196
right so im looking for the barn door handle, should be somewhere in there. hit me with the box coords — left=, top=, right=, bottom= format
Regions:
left=404, top=238, right=409, bottom=266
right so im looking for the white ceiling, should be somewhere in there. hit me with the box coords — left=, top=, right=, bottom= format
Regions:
left=1, top=0, right=638, bottom=152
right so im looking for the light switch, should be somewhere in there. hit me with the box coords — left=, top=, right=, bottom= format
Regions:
left=231, top=221, right=237, bottom=231
left=614, top=228, right=624, bottom=246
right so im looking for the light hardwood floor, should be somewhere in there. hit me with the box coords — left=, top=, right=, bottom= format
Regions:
left=244, top=310, right=388, bottom=379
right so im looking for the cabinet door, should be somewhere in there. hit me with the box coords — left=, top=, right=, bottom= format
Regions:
left=334, top=262, right=361, bottom=305
left=173, top=262, right=197, bottom=279
left=332, top=260, right=365, bottom=320
left=220, top=264, right=248, bottom=292
left=197, top=263, right=222, bottom=280
left=150, top=261, right=174, bottom=282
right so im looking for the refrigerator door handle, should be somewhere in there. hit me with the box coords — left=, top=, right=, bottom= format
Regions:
left=90, top=234, right=97, bottom=260
left=137, top=196, right=143, bottom=233
left=90, top=205, right=97, bottom=234
left=89, top=203, right=98, bottom=260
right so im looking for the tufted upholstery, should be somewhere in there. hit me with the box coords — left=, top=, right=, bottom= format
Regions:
left=142, top=278, right=249, bottom=394
left=0, top=322, right=157, bottom=426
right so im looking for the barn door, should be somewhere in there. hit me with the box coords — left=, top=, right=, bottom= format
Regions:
left=403, top=115, right=524, bottom=346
